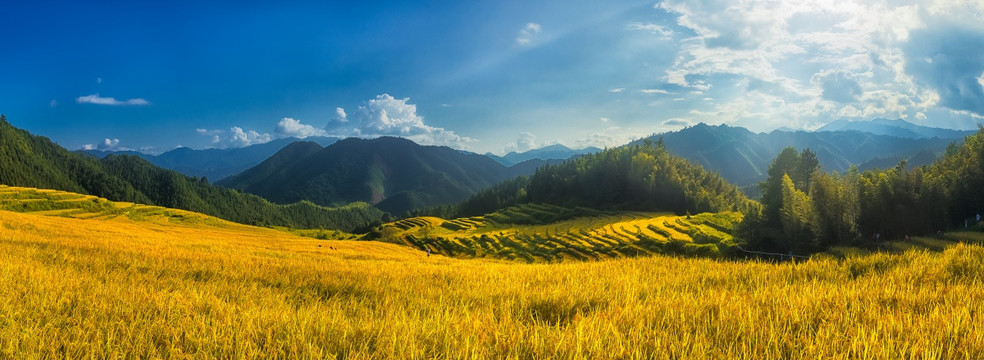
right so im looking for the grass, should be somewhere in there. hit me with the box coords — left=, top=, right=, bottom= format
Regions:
left=2, top=185, right=984, bottom=358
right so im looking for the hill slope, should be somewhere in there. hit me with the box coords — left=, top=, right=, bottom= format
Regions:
left=0, top=115, right=383, bottom=231
left=218, top=137, right=520, bottom=215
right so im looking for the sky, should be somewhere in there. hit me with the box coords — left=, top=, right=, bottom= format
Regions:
left=2, top=0, right=983, bottom=155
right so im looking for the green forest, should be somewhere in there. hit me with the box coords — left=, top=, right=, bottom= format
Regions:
left=742, top=127, right=984, bottom=253
left=0, top=115, right=385, bottom=232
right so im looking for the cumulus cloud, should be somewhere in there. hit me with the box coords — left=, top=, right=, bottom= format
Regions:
left=198, top=116, right=336, bottom=148
left=82, top=138, right=122, bottom=151
left=196, top=126, right=272, bottom=148
left=516, top=23, right=542, bottom=46
left=648, top=0, right=984, bottom=129
left=76, top=94, right=149, bottom=106
left=275, top=117, right=327, bottom=138
left=334, top=107, right=348, bottom=123
left=639, top=89, right=670, bottom=95
left=328, top=94, right=474, bottom=149
left=228, top=127, right=272, bottom=147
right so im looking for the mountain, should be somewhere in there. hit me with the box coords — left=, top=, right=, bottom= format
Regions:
left=0, top=115, right=383, bottom=231
left=486, top=144, right=602, bottom=166
left=638, top=123, right=961, bottom=188
left=83, top=136, right=339, bottom=182
left=815, top=118, right=974, bottom=139
left=218, top=137, right=530, bottom=215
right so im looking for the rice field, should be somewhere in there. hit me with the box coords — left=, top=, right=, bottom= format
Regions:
left=372, top=203, right=742, bottom=261
left=2, top=185, right=984, bottom=358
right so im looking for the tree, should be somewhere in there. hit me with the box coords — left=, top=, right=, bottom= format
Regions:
left=779, top=174, right=815, bottom=252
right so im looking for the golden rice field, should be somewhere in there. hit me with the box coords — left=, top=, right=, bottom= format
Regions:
left=373, top=203, right=742, bottom=261
left=2, top=185, right=984, bottom=358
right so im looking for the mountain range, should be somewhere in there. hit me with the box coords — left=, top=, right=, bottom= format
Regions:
left=485, top=144, right=601, bottom=166
left=642, top=122, right=964, bottom=190
left=217, top=137, right=548, bottom=216
left=84, top=136, right=339, bottom=182
left=815, top=118, right=975, bottom=139
left=8, top=109, right=976, bottom=220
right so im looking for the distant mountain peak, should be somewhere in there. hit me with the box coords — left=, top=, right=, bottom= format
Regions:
left=816, top=118, right=971, bottom=139
left=487, top=143, right=602, bottom=166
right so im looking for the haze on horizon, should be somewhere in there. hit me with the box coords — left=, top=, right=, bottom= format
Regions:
left=2, top=0, right=983, bottom=155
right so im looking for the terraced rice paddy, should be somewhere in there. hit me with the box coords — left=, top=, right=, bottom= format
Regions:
left=373, top=203, right=742, bottom=261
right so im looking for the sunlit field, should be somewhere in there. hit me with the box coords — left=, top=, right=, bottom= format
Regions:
left=373, top=204, right=742, bottom=261
left=2, top=186, right=984, bottom=358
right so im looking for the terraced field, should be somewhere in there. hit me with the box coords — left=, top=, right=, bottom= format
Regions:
left=372, top=203, right=742, bottom=261
left=0, top=185, right=227, bottom=225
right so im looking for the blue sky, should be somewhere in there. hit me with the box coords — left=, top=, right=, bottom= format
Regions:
left=2, top=1, right=983, bottom=155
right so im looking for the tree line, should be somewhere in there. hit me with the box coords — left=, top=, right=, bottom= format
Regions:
left=742, top=127, right=984, bottom=253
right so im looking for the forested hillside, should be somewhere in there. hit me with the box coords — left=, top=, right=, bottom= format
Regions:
left=0, top=115, right=384, bottom=231
left=741, top=127, right=984, bottom=253
left=443, top=139, right=757, bottom=218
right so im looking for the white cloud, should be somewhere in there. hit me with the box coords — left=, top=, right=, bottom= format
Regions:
left=228, top=127, right=272, bottom=147
left=334, top=107, right=348, bottom=122
left=328, top=94, right=474, bottom=149
left=197, top=126, right=272, bottom=148
left=639, top=89, right=670, bottom=95
left=82, top=138, right=121, bottom=151
left=275, top=117, right=327, bottom=138
left=600, top=117, right=610, bottom=123
left=76, top=94, right=150, bottom=106
left=609, top=88, right=625, bottom=93
left=627, top=22, right=674, bottom=39
left=516, top=22, right=542, bottom=46
left=198, top=116, right=336, bottom=148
